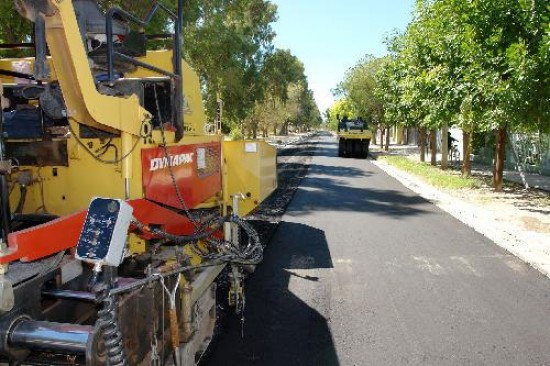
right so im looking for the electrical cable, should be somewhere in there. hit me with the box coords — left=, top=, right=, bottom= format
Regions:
left=108, top=262, right=224, bottom=296
left=67, top=122, right=144, bottom=165
left=152, top=84, right=200, bottom=228
left=149, top=85, right=264, bottom=265
left=131, top=217, right=225, bottom=245
left=132, top=214, right=262, bottom=266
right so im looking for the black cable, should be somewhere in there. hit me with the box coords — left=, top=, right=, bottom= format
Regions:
left=131, top=214, right=263, bottom=265
left=152, top=84, right=201, bottom=229
left=67, top=123, right=143, bottom=165
left=108, top=262, right=226, bottom=296
left=131, top=217, right=225, bottom=245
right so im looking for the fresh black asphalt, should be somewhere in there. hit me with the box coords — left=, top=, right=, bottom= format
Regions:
left=204, top=133, right=550, bottom=365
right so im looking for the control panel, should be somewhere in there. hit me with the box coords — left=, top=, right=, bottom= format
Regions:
left=75, top=198, right=133, bottom=267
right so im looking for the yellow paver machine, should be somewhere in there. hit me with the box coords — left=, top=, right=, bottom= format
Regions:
left=0, top=1, right=276, bottom=364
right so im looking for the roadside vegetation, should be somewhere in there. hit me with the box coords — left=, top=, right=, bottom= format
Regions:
left=379, top=155, right=485, bottom=190
left=330, top=0, right=549, bottom=192
left=379, top=152, right=550, bottom=212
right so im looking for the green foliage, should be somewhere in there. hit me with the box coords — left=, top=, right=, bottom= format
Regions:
left=262, top=49, right=305, bottom=103
left=336, top=54, right=387, bottom=127
left=229, top=126, right=244, bottom=140
left=327, top=98, right=355, bottom=130
left=377, top=0, right=549, bottom=135
left=240, top=49, right=319, bottom=138
left=288, top=81, right=321, bottom=131
left=0, top=1, right=32, bottom=57
left=380, top=155, right=484, bottom=190
left=182, top=0, right=279, bottom=124
left=242, top=78, right=320, bottom=138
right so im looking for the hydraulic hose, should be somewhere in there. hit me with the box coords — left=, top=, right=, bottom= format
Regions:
left=0, top=102, right=11, bottom=243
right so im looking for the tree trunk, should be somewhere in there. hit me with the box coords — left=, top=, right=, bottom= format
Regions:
left=419, top=127, right=426, bottom=162
left=493, top=127, right=507, bottom=192
left=278, top=121, right=288, bottom=135
left=384, top=127, right=390, bottom=151
left=462, top=130, right=472, bottom=176
left=441, top=123, right=449, bottom=170
left=380, top=127, right=384, bottom=149
left=430, top=129, right=437, bottom=166
left=397, top=126, right=405, bottom=144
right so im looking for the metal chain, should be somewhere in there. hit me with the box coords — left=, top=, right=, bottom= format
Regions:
left=152, top=84, right=199, bottom=228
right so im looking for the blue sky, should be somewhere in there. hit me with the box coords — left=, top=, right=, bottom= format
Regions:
left=271, top=0, right=415, bottom=114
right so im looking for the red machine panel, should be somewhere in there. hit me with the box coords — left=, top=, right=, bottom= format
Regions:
left=141, top=142, right=221, bottom=209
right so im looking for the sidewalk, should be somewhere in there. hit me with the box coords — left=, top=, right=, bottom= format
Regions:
left=493, top=168, right=549, bottom=191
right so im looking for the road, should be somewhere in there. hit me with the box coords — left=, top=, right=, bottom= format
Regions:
left=204, top=133, right=550, bottom=365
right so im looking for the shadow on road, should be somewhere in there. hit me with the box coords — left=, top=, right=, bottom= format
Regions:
left=311, top=144, right=338, bottom=158
left=278, top=142, right=318, bottom=158
left=202, top=222, right=339, bottom=366
left=307, top=163, right=370, bottom=178
left=282, top=139, right=434, bottom=218
left=291, top=176, right=432, bottom=217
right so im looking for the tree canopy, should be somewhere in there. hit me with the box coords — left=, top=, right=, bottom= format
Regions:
left=334, top=0, right=549, bottom=190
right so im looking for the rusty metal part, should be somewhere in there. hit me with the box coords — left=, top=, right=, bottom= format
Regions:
left=180, top=284, right=193, bottom=342
left=169, top=308, right=180, bottom=352
left=0, top=161, right=11, bottom=175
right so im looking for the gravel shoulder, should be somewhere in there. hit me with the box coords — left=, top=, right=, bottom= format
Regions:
left=370, top=146, right=550, bottom=278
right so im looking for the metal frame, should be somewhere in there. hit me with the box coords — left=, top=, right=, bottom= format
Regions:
left=105, top=0, right=184, bottom=140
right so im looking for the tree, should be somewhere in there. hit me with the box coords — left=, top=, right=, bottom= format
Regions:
left=336, top=55, right=390, bottom=148
left=327, top=98, right=355, bottom=131
left=241, top=49, right=317, bottom=138
left=262, top=49, right=305, bottom=103
left=182, top=0, right=278, bottom=126
left=376, top=0, right=549, bottom=190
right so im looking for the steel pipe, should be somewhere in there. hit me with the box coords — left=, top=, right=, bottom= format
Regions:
left=9, top=320, right=93, bottom=354
left=41, top=288, right=96, bottom=302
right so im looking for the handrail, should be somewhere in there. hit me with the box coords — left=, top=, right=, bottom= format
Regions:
left=105, top=1, right=184, bottom=140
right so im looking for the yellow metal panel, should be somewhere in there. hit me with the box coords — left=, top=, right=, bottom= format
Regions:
left=338, top=130, right=373, bottom=140
left=8, top=132, right=224, bottom=217
left=127, top=51, right=208, bottom=136
left=43, top=0, right=150, bottom=136
left=223, top=141, right=277, bottom=216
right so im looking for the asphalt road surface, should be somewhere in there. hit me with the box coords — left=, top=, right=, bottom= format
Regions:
left=205, top=133, right=550, bottom=366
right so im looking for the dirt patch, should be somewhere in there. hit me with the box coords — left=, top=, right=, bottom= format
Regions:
left=520, top=216, right=550, bottom=233
left=439, top=173, right=550, bottom=236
